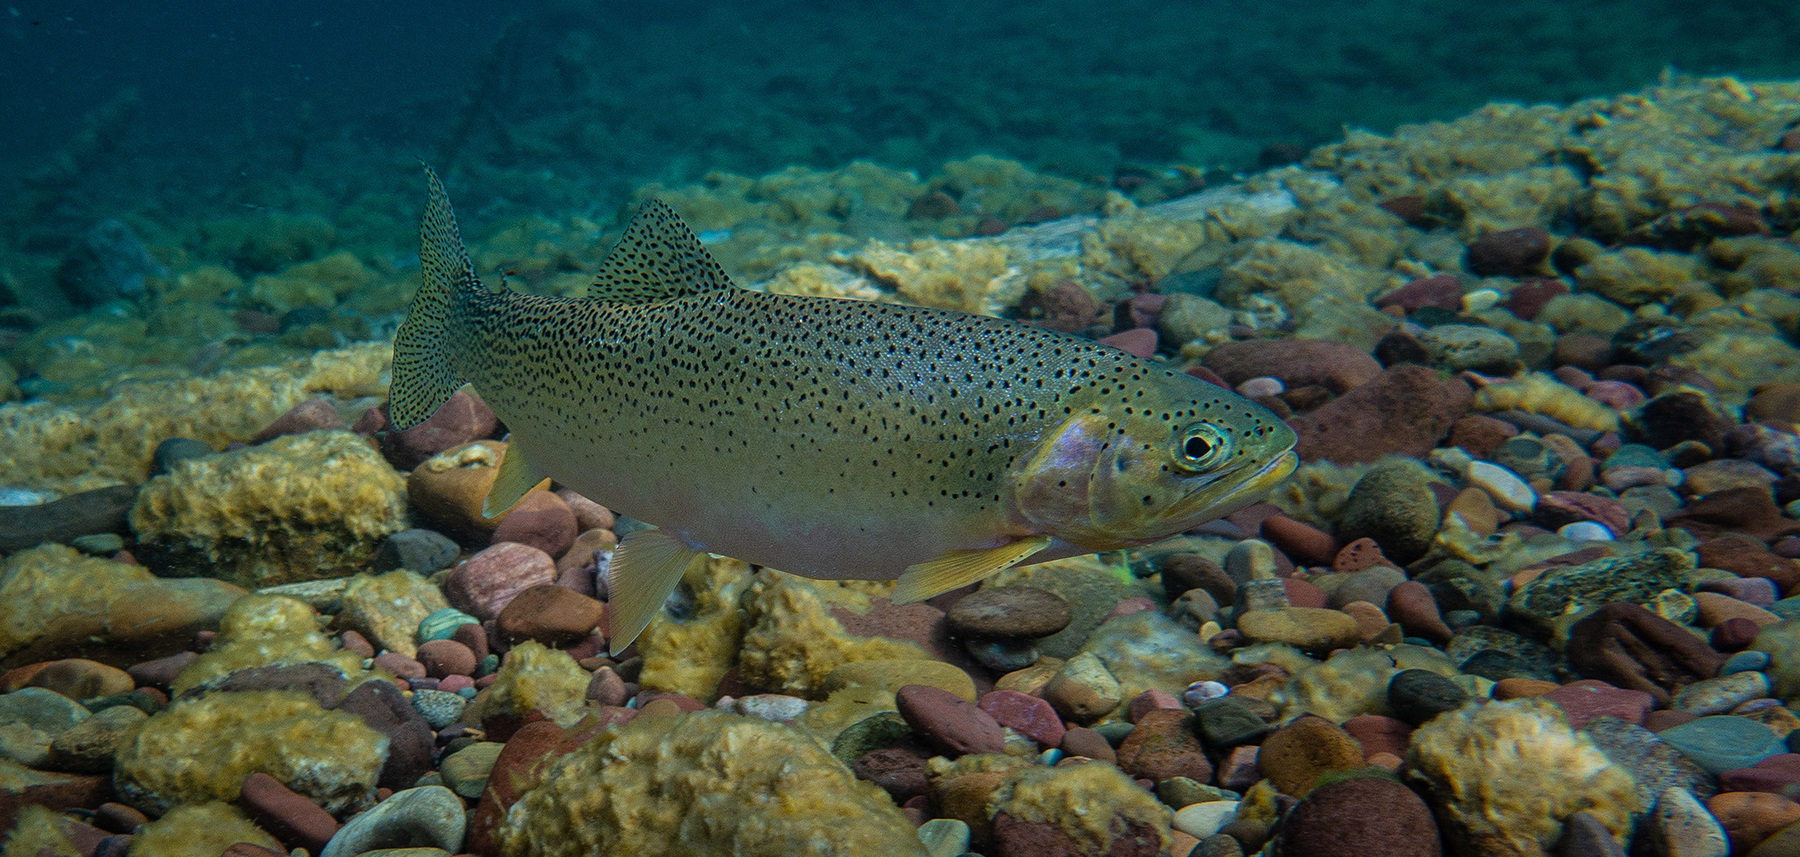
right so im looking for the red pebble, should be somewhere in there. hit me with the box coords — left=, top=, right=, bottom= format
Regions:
left=1374, top=274, right=1463, bottom=313
left=978, top=690, right=1067, bottom=748
left=1097, top=327, right=1158, bottom=358
left=1126, top=688, right=1184, bottom=723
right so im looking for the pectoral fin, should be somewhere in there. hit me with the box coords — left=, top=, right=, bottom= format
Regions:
left=481, top=442, right=551, bottom=519
left=891, top=536, right=1053, bottom=605
left=603, top=528, right=704, bottom=655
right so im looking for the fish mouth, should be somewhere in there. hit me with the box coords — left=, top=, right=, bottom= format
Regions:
left=1168, top=448, right=1299, bottom=524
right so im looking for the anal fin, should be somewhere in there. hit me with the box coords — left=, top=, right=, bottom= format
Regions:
left=481, top=442, right=552, bottom=519
left=603, top=528, right=704, bottom=655
left=891, top=536, right=1053, bottom=605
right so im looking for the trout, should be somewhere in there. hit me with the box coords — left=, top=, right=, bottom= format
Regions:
left=391, top=168, right=1297, bottom=654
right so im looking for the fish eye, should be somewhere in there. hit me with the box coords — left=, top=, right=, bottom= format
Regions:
left=1173, top=423, right=1230, bottom=472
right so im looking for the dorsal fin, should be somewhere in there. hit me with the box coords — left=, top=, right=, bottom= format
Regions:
left=588, top=198, right=735, bottom=303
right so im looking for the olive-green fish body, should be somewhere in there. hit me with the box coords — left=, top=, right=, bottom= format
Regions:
left=391, top=169, right=1297, bottom=653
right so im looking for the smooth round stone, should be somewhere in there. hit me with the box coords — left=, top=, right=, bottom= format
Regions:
left=1173, top=800, right=1240, bottom=839
left=916, top=817, right=970, bottom=857
left=1659, top=716, right=1785, bottom=775
left=411, top=689, right=466, bottom=730
left=1388, top=669, right=1471, bottom=726
left=318, top=785, right=466, bottom=857
left=417, top=608, right=479, bottom=643
left=1183, top=680, right=1228, bottom=707
left=1559, top=521, right=1615, bottom=542
left=1237, top=377, right=1284, bottom=398
left=0, top=688, right=89, bottom=767
left=731, top=694, right=809, bottom=722
left=964, top=638, right=1039, bottom=673
left=1672, top=672, right=1772, bottom=716
left=947, top=586, right=1073, bottom=639
left=1466, top=460, right=1536, bottom=513
left=1652, top=786, right=1728, bottom=857
left=1726, top=651, right=1773, bottom=674
left=438, top=741, right=504, bottom=800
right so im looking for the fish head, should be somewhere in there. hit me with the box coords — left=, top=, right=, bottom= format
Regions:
left=1009, top=384, right=1298, bottom=550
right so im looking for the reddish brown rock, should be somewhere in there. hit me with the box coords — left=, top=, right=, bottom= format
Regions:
left=371, top=652, right=425, bottom=680
left=897, top=684, right=1006, bottom=757
left=1341, top=714, right=1411, bottom=759
left=1289, top=365, right=1473, bottom=464
left=1502, top=277, right=1571, bottom=321
left=1542, top=679, right=1655, bottom=729
left=1698, top=534, right=1800, bottom=594
left=978, top=690, right=1066, bottom=748
left=443, top=542, right=557, bottom=621
left=1386, top=581, right=1452, bottom=644
left=852, top=746, right=931, bottom=803
left=1116, top=709, right=1212, bottom=784
left=496, top=584, right=604, bottom=646
left=1024, top=281, right=1102, bottom=334
left=488, top=490, right=578, bottom=558
left=249, top=397, right=347, bottom=444
left=1709, top=791, right=1800, bottom=855
left=1332, top=538, right=1393, bottom=574
left=379, top=389, right=498, bottom=470
left=1059, top=726, right=1116, bottom=763
left=1535, top=491, right=1632, bottom=537
left=1260, top=514, right=1339, bottom=567
left=24, top=658, right=134, bottom=700
left=415, top=639, right=477, bottom=678
left=992, top=811, right=1162, bottom=857
left=1467, top=227, right=1552, bottom=276
left=1257, top=714, right=1365, bottom=797
left=236, top=772, right=338, bottom=853
left=1097, top=327, right=1158, bottom=359
left=1272, top=774, right=1442, bottom=857
left=125, top=651, right=197, bottom=690
left=1448, top=414, right=1519, bottom=459
left=1203, top=338, right=1383, bottom=395
left=1375, top=274, right=1463, bottom=313
left=1567, top=602, right=1726, bottom=705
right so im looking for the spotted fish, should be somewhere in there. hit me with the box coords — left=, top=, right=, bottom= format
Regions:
left=390, top=167, right=1298, bottom=654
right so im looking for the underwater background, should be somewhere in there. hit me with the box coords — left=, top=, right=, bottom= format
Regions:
left=7, top=0, right=1800, bottom=855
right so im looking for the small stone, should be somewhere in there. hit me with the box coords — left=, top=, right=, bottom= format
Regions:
left=25, top=659, right=135, bottom=701
left=1116, top=709, right=1212, bottom=783
left=411, top=688, right=467, bottom=730
left=1271, top=774, right=1442, bottom=857
left=372, top=528, right=461, bottom=574
left=415, top=639, right=478, bottom=678
left=1650, top=786, right=1728, bottom=857
left=495, top=584, right=603, bottom=646
left=1341, top=714, right=1412, bottom=758
left=946, top=586, right=1072, bottom=639
left=1376, top=274, right=1464, bottom=313
left=1202, top=338, right=1382, bottom=395
left=249, top=397, right=347, bottom=444
left=1173, top=800, right=1241, bottom=840
left=1290, top=366, right=1472, bottom=465
left=1191, top=696, right=1270, bottom=749
left=125, top=652, right=198, bottom=690
left=338, top=630, right=376, bottom=659
left=1558, top=809, right=1628, bottom=857
left=1042, top=652, right=1123, bottom=724
left=442, top=542, right=557, bottom=621
left=917, top=817, right=971, bottom=857
left=1162, top=552, right=1237, bottom=604
left=1097, top=327, right=1158, bottom=358
left=317, top=785, right=466, bottom=857
left=896, top=684, right=1006, bottom=756
left=1708, top=791, right=1800, bottom=854
left=1698, top=534, right=1800, bottom=594
left=1387, top=669, right=1471, bottom=726
left=1235, top=607, right=1360, bottom=655
left=439, top=741, right=505, bottom=799
left=732, top=693, right=808, bottom=722
left=1544, top=680, right=1656, bottom=729
left=1468, top=227, right=1553, bottom=276
left=1467, top=460, right=1537, bottom=513
left=1726, top=650, right=1772, bottom=674
left=0, top=687, right=90, bottom=767
left=1566, top=602, right=1725, bottom=705
left=373, top=652, right=426, bottom=680
left=488, top=490, right=578, bottom=558
left=1059, top=726, right=1116, bottom=763
left=1672, top=671, right=1773, bottom=716
left=237, top=772, right=338, bottom=854
left=977, top=690, right=1066, bottom=748
left=1257, top=714, right=1364, bottom=797
left=379, top=389, right=498, bottom=471
left=417, top=607, right=480, bottom=642
left=1386, top=581, right=1452, bottom=644
left=1658, top=715, right=1785, bottom=775
left=1259, top=515, right=1338, bottom=567
left=336, top=679, right=435, bottom=791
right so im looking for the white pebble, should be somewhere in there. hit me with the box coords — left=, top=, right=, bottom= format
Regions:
left=1173, top=800, right=1240, bottom=839
left=1467, top=460, right=1536, bottom=513
left=1183, top=680, right=1229, bottom=708
left=1462, top=288, right=1502, bottom=313
left=1236, top=376, right=1285, bottom=398
left=1558, top=521, right=1615, bottom=542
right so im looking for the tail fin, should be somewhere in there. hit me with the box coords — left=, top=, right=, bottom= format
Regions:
left=390, top=165, right=478, bottom=430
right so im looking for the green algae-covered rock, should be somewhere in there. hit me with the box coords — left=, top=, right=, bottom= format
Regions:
left=130, top=430, right=407, bottom=588
left=464, top=640, right=592, bottom=728
left=170, top=593, right=367, bottom=695
left=497, top=710, right=926, bottom=857
left=124, top=801, right=283, bottom=857
left=986, top=762, right=1172, bottom=854
left=0, top=543, right=244, bottom=670
left=114, top=689, right=386, bottom=815
left=1406, top=700, right=1641, bottom=857
left=1507, top=547, right=1695, bottom=633
left=1080, top=611, right=1231, bottom=711
left=336, top=569, right=449, bottom=659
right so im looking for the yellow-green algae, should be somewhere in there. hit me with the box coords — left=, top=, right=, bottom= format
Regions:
left=334, top=569, right=450, bottom=659
left=129, top=429, right=407, bottom=588
left=735, top=574, right=928, bottom=698
left=1405, top=699, right=1641, bottom=857
left=0, top=543, right=243, bottom=670
left=496, top=710, right=926, bottom=857
left=1473, top=372, right=1620, bottom=432
left=0, top=341, right=389, bottom=494
left=170, top=593, right=367, bottom=695
left=636, top=555, right=755, bottom=700
left=114, top=689, right=386, bottom=815
left=465, top=640, right=592, bottom=728
left=986, top=763, right=1172, bottom=854
left=123, top=802, right=283, bottom=857
left=0, top=805, right=80, bottom=857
